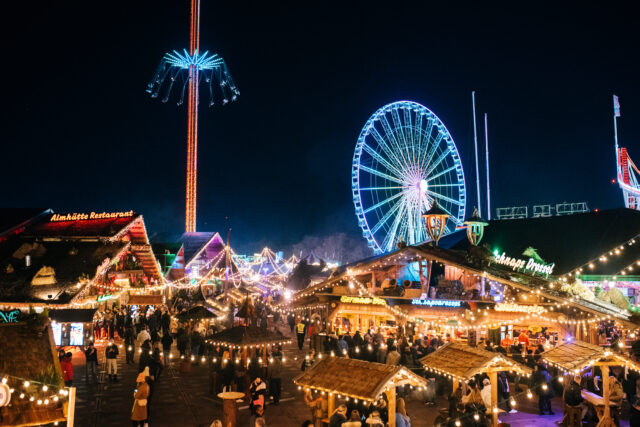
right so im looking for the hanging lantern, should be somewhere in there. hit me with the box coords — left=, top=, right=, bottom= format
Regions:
left=422, top=201, right=450, bottom=245
left=463, top=207, right=489, bottom=246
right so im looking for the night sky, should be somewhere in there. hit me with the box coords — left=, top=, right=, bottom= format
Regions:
left=3, top=2, right=639, bottom=254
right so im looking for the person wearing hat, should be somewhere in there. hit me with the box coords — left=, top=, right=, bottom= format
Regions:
left=131, top=367, right=150, bottom=427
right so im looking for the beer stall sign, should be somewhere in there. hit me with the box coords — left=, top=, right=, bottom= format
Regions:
left=492, top=250, right=555, bottom=276
left=340, top=296, right=386, bottom=306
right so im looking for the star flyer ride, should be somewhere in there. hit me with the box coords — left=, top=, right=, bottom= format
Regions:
left=352, top=101, right=466, bottom=254
left=614, top=95, right=640, bottom=210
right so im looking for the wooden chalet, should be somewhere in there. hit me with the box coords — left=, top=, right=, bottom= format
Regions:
left=0, top=317, right=71, bottom=426
left=420, top=342, right=531, bottom=426
left=293, top=357, right=428, bottom=427
left=0, top=210, right=163, bottom=309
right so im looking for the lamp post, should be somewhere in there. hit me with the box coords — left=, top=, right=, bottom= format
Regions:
left=463, top=207, right=489, bottom=246
left=422, top=201, right=450, bottom=246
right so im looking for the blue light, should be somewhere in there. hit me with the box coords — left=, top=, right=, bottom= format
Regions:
left=411, top=299, right=461, bottom=307
left=164, top=49, right=225, bottom=70
left=147, top=49, right=239, bottom=107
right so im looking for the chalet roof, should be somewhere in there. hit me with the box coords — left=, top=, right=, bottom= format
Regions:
left=0, top=318, right=66, bottom=426
left=0, top=238, right=127, bottom=304
left=49, top=308, right=97, bottom=323
left=177, top=305, right=217, bottom=321
left=182, top=232, right=218, bottom=267
left=452, top=208, right=640, bottom=276
left=127, top=294, right=164, bottom=306
left=208, top=325, right=289, bottom=348
left=293, top=245, right=633, bottom=322
left=293, top=357, right=427, bottom=401
left=25, top=213, right=138, bottom=240
left=541, top=340, right=640, bottom=372
left=419, top=342, right=532, bottom=380
left=0, top=208, right=51, bottom=238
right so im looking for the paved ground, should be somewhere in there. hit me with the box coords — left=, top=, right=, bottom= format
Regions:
left=66, top=330, right=631, bottom=427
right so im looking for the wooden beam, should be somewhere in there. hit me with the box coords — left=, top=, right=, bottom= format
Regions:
left=489, top=371, right=498, bottom=427
left=386, top=387, right=396, bottom=427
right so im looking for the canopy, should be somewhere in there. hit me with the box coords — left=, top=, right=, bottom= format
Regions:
left=207, top=325, right=289, bottom=349
left=127, top=294, right=163, bottom=306
left=177, top=305, right=217, bottom=322
left=48, top=309, right=97, bottom=323
left=419, top=342, right=532, bottom=381
left=542, top=339, right=640, bottom=373
left=293, top=356, right=427, bottom=402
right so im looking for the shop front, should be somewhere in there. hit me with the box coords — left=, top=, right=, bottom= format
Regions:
left=328, top=297, right=395, bottom=334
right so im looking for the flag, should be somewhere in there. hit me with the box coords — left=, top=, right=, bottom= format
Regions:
left=614, top=94, right=621, bottom=117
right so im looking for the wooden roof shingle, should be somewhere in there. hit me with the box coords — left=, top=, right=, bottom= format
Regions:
left=542, top=340, right=640, bottom=372
left=419, top=342, right=532, bottom=380
left=293, top=357, right=427, bottom=401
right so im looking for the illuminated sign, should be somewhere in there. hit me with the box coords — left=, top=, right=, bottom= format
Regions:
left=0, top=309, right=20, bottom=323
left=97, top=294, right=114, bottom=302
left=494, top=303, right=546, bottom=314
left=50, top=211, right=135, bottom=222
left=493, top=251, right=555, bottom=275
left=70, top=323, right=84, bottom=346
left=340, top=296, right=386, bottom=306
left=411, top=299, right=461, bottom=307
left=52, top=322, right=62, bottom=346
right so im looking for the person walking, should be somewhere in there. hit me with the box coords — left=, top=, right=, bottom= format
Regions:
left=287, top=313, right=295, bottom=334
left=497, top=371, right=516, bottom=413
left=124, top=326, right=135, bottom=364
left=249, top=377, right=267, bottom=414
left=296, top=319, right=307, bottom=350
left=61, top=352, right=73, bottom=387
left=105, top=340, right=119, bottom=382
left=161, top=331, right=173, bottom=366
left=136, top=327, right=151, bottom=357
left=268, top=351, right=283, bottom=405
left=131, top=369, right=150, bottom=427
left=533, top=363, right=554, bottom=415
left=84, top=343, right=98, bottom=383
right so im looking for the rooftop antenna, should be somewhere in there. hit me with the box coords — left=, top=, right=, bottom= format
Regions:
left=484, top=113, right=491, bottom=220
left=472, top=91, right=482, bottom=217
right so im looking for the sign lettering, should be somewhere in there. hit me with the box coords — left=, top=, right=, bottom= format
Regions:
left=340, top=296, right=386, bottom=306
left=50, top=211, right=135, bottom=222
left=0, top=309, right=20, bottom=323
left=493, top=251, right=555, bottom=275
left=411, top=299, right=461, bottom=307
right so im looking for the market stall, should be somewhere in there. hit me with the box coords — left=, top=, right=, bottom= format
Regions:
left=48, top=308, right=97, bottom=347
left=420, top=341, right=531, bottom=427
left=542, top=340, right=640, bottom=427
left=293, top=356, right=428, bottom=427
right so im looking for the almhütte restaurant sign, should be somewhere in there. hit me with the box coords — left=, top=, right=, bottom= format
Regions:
left=50, top=211, right=135, bottom=222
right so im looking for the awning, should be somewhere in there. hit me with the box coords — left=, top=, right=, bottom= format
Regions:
left=127, top=294, right=164, bottom=305
left=48, top=309, right=97, bottom=323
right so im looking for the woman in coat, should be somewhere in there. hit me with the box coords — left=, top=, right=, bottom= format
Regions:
left=131, top=369, right=150, bottom=427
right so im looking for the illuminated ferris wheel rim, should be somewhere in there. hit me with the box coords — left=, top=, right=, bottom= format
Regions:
left=352, top=100, right=466, bottom=254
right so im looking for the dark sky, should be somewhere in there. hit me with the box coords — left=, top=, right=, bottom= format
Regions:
left=3, top=2, right=639, bottom=253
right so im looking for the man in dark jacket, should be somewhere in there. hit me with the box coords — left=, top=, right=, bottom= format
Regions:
left=533, top=363, right=554, bottom=415
left=124, top=326, right=135, bottom=364
left=161, top=331, right=173, bottom=366
left=105, top=340, right=119, bottom=382
left=84, top=343, right=98, bottom=383
left=564, top=374, right=587, bottom=421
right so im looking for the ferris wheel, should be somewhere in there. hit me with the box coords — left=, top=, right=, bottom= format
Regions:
left=352, top=100, right=466, bottom=254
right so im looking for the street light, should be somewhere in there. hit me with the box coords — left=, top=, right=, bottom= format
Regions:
left=422, top=200, right=450, bottom=246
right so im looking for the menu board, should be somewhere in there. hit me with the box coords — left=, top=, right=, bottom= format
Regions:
left=52, top=323, right=62, bottom=346
left=70, top=323, right=84, bottom=346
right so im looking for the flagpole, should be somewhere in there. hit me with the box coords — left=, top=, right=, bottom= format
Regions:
left=472, top=91, right=482, bottom=217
